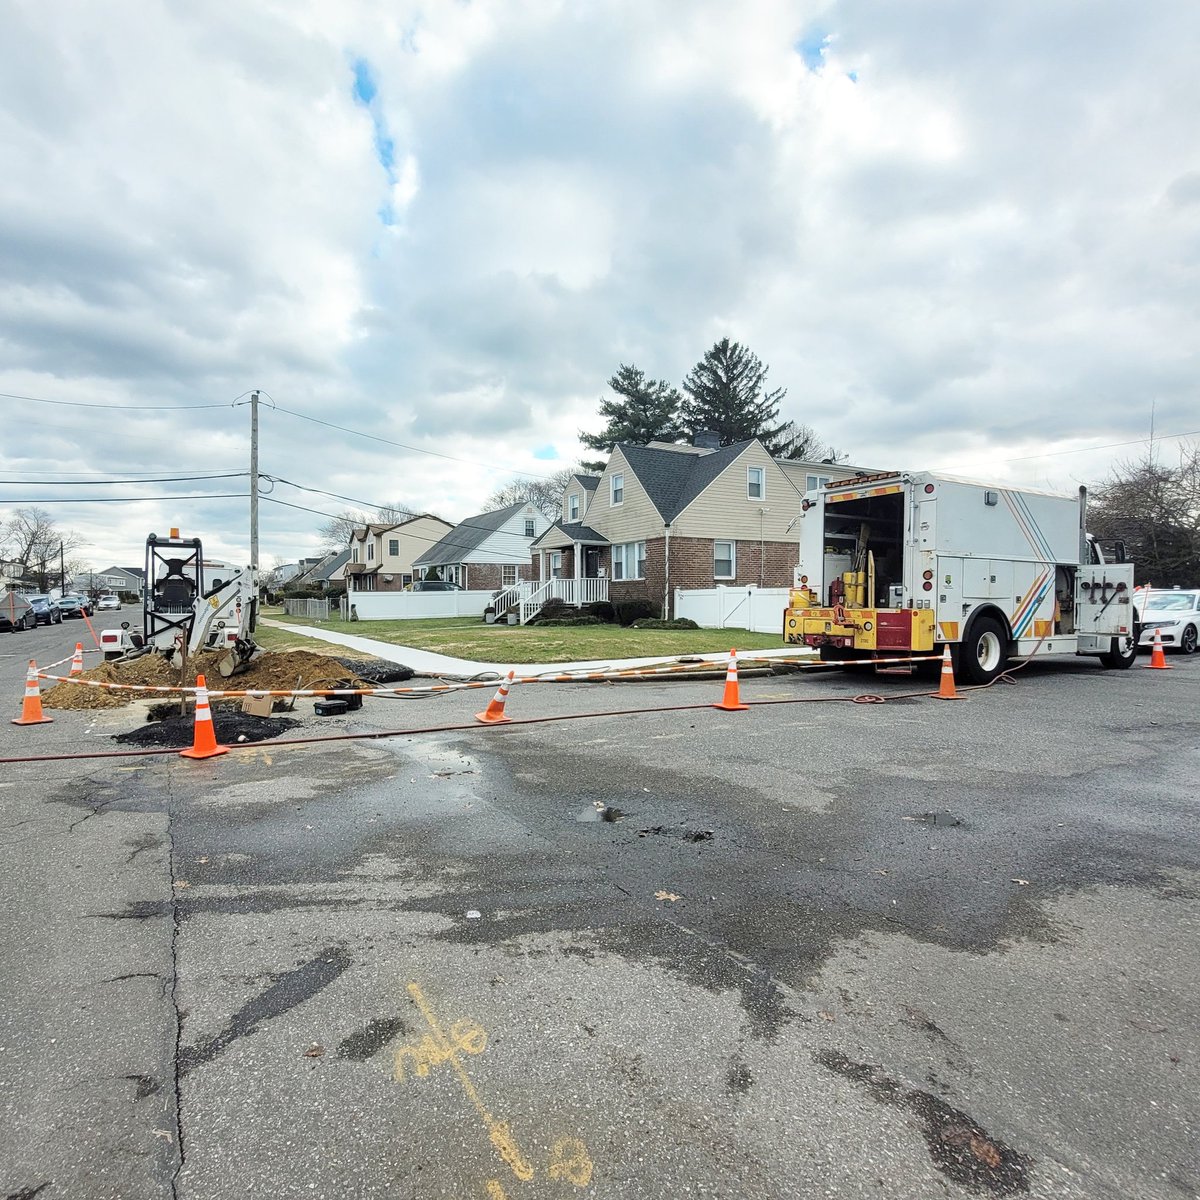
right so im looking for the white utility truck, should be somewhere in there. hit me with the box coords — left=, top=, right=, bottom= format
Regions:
left=783, top=472, right=1138, bottom=683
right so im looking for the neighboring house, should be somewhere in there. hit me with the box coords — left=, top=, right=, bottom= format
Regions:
left=94, top=566, right=146, bottom=596
left=345, top=514, right=455, bottom=593
left=291, top=550, right=350, bottom=594
left=532, top=432, right=865, bottom=616
left=412, top=503, right=550, bottom=591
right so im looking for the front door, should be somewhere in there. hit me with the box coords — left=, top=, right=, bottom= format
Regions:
left=584, top=547, right=601, bottom=578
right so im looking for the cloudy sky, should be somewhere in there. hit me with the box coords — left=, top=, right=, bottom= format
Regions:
left=2, top=0, right=1197, bottom=572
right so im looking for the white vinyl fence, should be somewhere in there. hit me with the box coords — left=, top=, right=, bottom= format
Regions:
left=284, top=598, right=331, bottom=619
left=345, top=589, right=494, bottom=621
left=673, top=586, right=789, bottom=634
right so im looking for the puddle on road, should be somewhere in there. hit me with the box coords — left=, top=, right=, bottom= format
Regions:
left=577, top=802, right=625, bottom=823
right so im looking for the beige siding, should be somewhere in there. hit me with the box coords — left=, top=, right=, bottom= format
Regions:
left=389, top=517, right=454, bottom=576
left=776, top=459, right=861, bottom=496
left=587, top=449, right=668, bottom=544
left=672, top=444, right=805, bottom=540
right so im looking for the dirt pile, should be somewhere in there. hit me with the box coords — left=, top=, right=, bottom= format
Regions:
left=41, top=649, right=404, bottom=710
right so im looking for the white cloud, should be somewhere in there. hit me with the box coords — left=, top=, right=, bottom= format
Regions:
left=2, top=0, right=1198, bottom=571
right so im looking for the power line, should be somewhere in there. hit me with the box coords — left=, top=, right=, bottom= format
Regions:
left=0, top=493, right=249, bottom=504
left=270, top=405, right=552, bottom=479
left=0, top=390, right=230, bottom=411
left=0, top=473, right=248, bottom=486
left=997, top=428, right=1200, bottom=464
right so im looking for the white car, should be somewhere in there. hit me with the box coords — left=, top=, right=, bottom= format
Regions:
left=1136, top=587, right=1199, bottom=655
left=97, top=594, right=121, bottom=611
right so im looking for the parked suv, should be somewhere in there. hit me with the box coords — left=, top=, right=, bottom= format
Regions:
left=57, top=593, right=94, bottom=618
left=25, top=594, right=64, bottom=625
left=0, top=590, right=37, bottom=632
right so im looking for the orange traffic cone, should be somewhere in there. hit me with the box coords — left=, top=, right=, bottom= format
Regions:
left=475, top=671, right=515, bottom=724
left=180, top=674, right=228, bottom=759
left=1144, top=628, right=1173, bottom=670
left=934, top=646, right=964, bottom=700
left=713, top=649, right=750, bottom=712
left=12, top=660, right=53, bottom=726
left=69, top=643, right=85, bottom=676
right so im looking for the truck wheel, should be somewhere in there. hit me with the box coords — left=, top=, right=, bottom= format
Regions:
left=958, top=616, right=1008, bottom=685
left=1180, top=624, right=1197, bottom=655
left=1099, top=633, right=1138, bottom=669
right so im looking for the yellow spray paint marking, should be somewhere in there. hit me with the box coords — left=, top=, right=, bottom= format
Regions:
left=485, top=1182, right=508, bottom=1200
left=547, top=1138, right=593, bottom=1187
left=401, top=982, right=535, bottom=1182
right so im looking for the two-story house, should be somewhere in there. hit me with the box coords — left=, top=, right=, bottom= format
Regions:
left=345, top=514, right=455, bottom=593
left=532, top=433, right=862, bottom=617
left=412, top=502, right=549, bottom=590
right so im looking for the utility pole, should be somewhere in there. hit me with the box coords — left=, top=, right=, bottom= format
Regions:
left=250, top=390, right=260, bottom=575
left=59, top=540, right=65, bottom=593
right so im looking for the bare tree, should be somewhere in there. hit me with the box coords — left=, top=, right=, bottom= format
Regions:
left=485, top=468, right=579, bottom=521
left=0, top=506, right=82, bottom=587
left=1089, top=442, right=1200, bottom=587
left=318, top=502, right=417, bottom=550
left=772, top=421, right=846, bottom=463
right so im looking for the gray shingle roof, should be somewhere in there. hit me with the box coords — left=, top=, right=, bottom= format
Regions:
left=413, top=503, right=526, bottom=568
left=573, top=473, right=601, bottom=493
left=532, top=520, right=608, bottom=550
left=616, top=439, right=757, bottom=523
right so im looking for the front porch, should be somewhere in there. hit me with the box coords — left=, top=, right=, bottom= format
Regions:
left=497, top=531, right=610, bottom=624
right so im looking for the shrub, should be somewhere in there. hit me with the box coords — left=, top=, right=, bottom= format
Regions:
left=613, top=598, right=660, bottom=626
left=584, top=600, right=616, bottom=623
left=536, top=616, right=606, bottom=626
left=630, top=617, right=700, bottom=630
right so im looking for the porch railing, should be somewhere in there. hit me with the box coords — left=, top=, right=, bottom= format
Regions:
left=518, top=576, right=609, bottom=624
left=491, top=581, right=535, bottom=614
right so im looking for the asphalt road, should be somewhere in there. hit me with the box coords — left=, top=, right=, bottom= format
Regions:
left=0, top=617, right=1197, bottom=1199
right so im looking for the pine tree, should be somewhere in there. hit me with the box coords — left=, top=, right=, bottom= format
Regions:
left=679, top=338, right=788, bottom=450
left=579, top=364, right=684, bottom=470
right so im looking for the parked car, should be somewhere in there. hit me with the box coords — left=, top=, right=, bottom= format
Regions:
left=25, top=594, right=64, bottom=625
left=409, top=579, right=464, bottom=592
left=1137, top=587, right=1199, bottom=654
left=0, top=590, right=37, bottom=632
left=57, top=593, right=94, bottom=619
left=97, top=594, right=121, bottom=611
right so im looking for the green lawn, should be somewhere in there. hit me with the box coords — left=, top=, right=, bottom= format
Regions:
left=259, top=612, right=788, bottom=664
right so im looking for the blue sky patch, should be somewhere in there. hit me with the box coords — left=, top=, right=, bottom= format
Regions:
left=795, top=28, right=829, bottom=72
left=351, top=58, right=377, bottom=106
left=532, top=444, right=558, bottom=461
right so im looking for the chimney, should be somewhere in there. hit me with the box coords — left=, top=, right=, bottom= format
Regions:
left=693, top=429, right=720, bottom=451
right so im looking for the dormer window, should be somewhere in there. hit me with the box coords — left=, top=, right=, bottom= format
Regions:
left=568, top=493, right=579, bottom=521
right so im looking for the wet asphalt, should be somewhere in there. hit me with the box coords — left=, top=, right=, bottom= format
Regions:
left=0, top=618, right=1197, bottom=1199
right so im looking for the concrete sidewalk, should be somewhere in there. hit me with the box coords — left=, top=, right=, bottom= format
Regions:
left=260, top=618, right=813, bottom=678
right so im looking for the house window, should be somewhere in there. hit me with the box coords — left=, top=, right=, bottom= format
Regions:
left=549, top=552, right=563, bottom=578
left=611, top=541, right=646, bottom=581
left=524, top=519, right=536, bottom=538
left=502, top=565, right=518, bottom=587
left=352, top=545, right=359, bottom=563
left=747, top=467, right=764, bottom=500
left=568, top=494, right=579, bottom=521
left=714, top=540, right=736, bottom=579
left=806, top=474, right=832, bottom=492
left=611, top=473, right=624, bottom=505
left=388, top=539, right=399, bottom=556
left=367, top=543, right=375, bottom=561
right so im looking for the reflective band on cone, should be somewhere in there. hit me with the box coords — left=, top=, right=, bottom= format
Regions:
left=475, top=671, right=515, bottom=724
left=69, top=643, right=85, bottom=676
left=1144, top=628, right=1173, bottom=670
left=12, top=660, right=53, bottom=726
left=935, top=646, right=964, bottom=700
left=180, top=674, right=229, bottom=758
left=713, top=649, right=750, bottom=712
